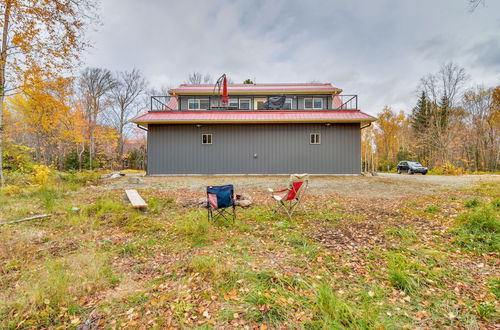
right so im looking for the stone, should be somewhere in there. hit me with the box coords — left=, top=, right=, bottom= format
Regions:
left=236, top=199, right=252, bottom=208
left=128, top=177, right=143, bottom=184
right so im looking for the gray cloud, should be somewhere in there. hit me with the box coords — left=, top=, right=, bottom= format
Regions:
left=82, top=0, right=500, bottom=115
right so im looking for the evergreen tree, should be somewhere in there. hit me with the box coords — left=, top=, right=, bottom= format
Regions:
left=435, top=95, right=451, bottom=131
left=410, top=91, right=431, bottom=132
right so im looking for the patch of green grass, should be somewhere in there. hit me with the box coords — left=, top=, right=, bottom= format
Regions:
left=118, top=243, right=140, bottom=256
left=464, top=198, right=481, bottom=208
left=424, top=205, right=441, bottom=214
left=385, top=226, right=416, bottom=241
left=147, top=196, right=174, bottom=215
left=1, top=250, right=119, bottom=326
left=37, top=186, right=61, bottom=211
left=452, top=202, right=499, bottom=253
left=475, top=301, right=496, bottom=320
left=487, top=278, right=500, bottom=299
left=173, top=212, right=212, bottom=247
left=312, top=284, right=379, bottom=328
left=387, top=253, right=421, bottom=294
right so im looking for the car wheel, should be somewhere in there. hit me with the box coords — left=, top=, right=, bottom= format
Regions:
left=422, top=172, right=427, bottom=175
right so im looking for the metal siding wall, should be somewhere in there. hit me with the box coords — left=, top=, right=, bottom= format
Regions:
left=147, top=123, right=361, bottom=174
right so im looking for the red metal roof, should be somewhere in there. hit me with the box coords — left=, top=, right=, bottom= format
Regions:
left=132, top=110, right=376, bottom=126
left=166, top=96, right=178, bottom=110
left=169, top=83, right=341, bottom=95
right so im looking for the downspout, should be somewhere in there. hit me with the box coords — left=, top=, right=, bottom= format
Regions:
left=137, top=124, right=148, bottom=131
left=361, top=122, right=371, bottom=130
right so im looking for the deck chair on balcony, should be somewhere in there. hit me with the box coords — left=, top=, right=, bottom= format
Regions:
left=207, top=184, right=236, bottom=223
left=268, top=174, right=309, bottom=219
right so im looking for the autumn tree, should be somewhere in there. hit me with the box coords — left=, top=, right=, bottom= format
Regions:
left=462, top=86, right=499, bottom=171
left=79, top=67, right=116, bottom=169
left=107, top=69, right=146, bottom=165
left=0, top=0, right=98, bottom=185
left=8, top=68, right=74, bottom=166
left=373, top=106, right=410, bottom=171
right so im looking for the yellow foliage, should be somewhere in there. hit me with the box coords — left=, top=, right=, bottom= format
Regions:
left=30, top=165, right=51, bottom=185
left=429, top=162, right=464, bottom=175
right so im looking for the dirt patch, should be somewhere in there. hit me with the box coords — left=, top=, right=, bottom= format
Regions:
left=309, top=222, right=384, bottom=252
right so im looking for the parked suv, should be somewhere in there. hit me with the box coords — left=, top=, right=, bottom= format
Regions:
left=397, top=161, right=428, bottom=175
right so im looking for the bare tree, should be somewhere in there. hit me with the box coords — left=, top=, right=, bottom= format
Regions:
left=79, top=67, right=117, bottom=169
left=107, top=69, right=147, bottom=165
left=186, top=72, right=213, bottom=84
left=418, top=62, right=468, bottom=107
left=468, top=0, right=485, bottom=11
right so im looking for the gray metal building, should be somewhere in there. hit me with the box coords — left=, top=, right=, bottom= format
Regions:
left=132, top=83, right=376, bottom=175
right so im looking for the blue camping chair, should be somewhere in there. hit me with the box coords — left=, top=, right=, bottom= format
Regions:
left=207, top=184, right=236, bottom=223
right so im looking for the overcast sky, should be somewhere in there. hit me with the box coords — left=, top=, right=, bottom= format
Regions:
left=83, top=0, right=500, bottom=115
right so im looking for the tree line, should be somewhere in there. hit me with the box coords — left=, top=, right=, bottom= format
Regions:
left=362, top=62, right=499, bottom=173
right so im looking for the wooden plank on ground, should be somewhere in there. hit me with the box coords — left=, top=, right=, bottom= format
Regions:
left=125, top=189, right=147, bottom=209
left=0, top=214, right=51, bottom=226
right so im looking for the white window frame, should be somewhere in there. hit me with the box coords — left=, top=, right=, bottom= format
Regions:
left=310, top=133, right=321, bottom=145
left=202, top=133, right=213, bottom=145
left=283, top=98, right=293, bottom=110
left=254, top=97, right=267, bottom=110
left=188, top=98, right=209, bottom=110
left=304, top=97, right=323, bottom=110
left=229, top=98, right=239, bottom=107
left=239, top=98, right=251, bottom=110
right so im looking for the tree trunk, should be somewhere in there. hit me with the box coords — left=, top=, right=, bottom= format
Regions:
left=0, top=0, right=12, bottom=186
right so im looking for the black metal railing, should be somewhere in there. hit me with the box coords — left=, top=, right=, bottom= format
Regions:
left=151, top=96, right=175, bottom=111
left=332, top=95, right=358, bottom=110
left=150, top=94, right=358, bottom=111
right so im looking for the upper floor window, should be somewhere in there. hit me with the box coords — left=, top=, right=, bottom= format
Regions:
left=304, top=98, right=323, bottom=110
left=255, top=98, right=267, bottom=110
left=188, top=98, right=209, bottom=110
left=229, top=98, right=238, bottom=108
left=239, top=99, right=251, bottom=110
left=283, top=98, right=293, bottom=110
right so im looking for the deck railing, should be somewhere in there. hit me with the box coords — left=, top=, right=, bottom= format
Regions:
left=151, top=96, right=175, bottom=111
left=150, top=94, right=358, bottom=111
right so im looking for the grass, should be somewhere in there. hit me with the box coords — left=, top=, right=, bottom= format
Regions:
left=452, top=200, right=499, bottom=253
left=0, top=172, right=498, bottom=328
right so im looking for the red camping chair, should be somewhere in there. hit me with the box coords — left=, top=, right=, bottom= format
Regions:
left=268, top=174, right=309, bottom=219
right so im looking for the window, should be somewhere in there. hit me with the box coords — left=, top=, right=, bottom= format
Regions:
left=239, top=98, right=251, bottom=110
left=188, top=99, right=209, bottom=110
left=304, top=98, right=323, bottom=110
left=202, top=134, right=212, bottom=145
left=283, top=98, right=293, bottom=110
left=254, top=98, right=267, bottom=110
left=229, top=98, right=238, bottom=108
left=310, top=133, right=321, bottom=144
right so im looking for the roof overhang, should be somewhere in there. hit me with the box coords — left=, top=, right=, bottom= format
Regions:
left=132, top=110, right=377, bottom=128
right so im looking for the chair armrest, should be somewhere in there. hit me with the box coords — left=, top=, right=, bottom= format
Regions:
left=269, top=188, right=288, bottom=193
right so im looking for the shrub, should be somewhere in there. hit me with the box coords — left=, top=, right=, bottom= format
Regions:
left=30, top=165, right=51, bottom=185
left=428, top=162, right=463, bottom=175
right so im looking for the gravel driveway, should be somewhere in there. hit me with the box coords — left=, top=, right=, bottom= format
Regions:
left=102, top=173, right=499, bottom=199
